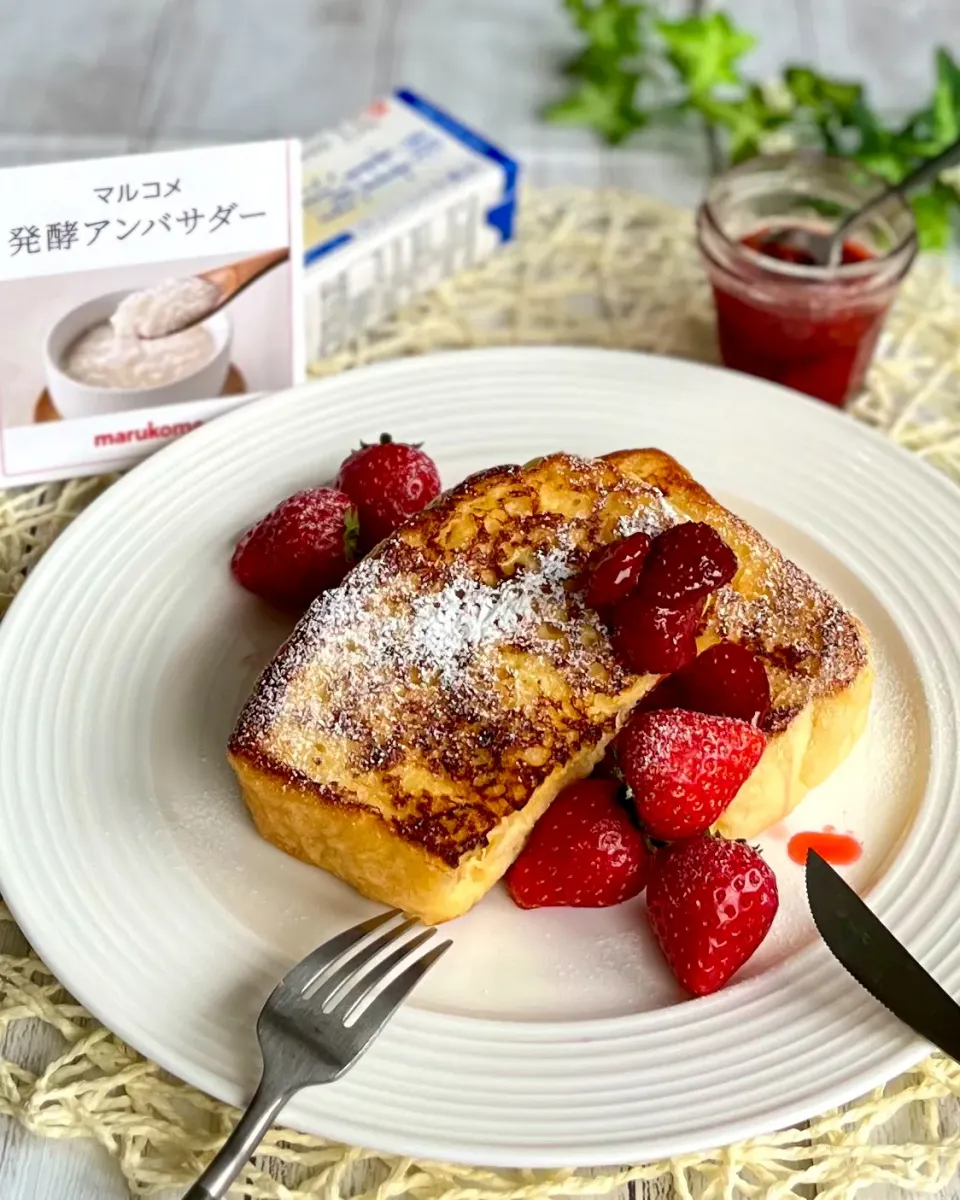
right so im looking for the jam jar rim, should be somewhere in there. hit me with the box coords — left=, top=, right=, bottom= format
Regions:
left=697, top=151, right=919, bottom=284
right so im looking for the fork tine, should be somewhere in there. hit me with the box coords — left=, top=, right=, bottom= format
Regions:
left=333, top=928, right=437, bottom=1018
left=346, top=940, right=452, bottom=1045
left=310, top=916, right=419, bottom=1006
left=279, top=909, right=404, bottom=995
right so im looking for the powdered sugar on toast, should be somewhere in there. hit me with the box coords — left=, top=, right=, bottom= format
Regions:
left=231, top=456, right=680, bottom=775
left=232, top=450, right=867, bottom=781
left=616, top=496, right=684, bottom=538
left=237, top=535, right=624, bottom=749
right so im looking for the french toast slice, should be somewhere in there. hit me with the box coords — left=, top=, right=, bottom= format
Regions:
left=228, top=448, right=872, bottom=923
left=228, top=452, right=675, bottom=924
left=604, top=449, right=873, bottom=839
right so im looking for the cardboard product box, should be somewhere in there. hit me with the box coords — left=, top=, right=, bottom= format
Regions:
left=302, top=89, right=519, bottom=368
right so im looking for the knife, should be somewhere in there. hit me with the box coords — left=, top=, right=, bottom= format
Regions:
left=805, top=849, right=960, bottom=1060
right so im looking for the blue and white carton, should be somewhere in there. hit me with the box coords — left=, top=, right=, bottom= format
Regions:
left=302, top=89, right=519, bottom=366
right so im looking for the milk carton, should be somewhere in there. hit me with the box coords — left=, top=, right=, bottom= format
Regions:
left=302, top=89, right=519, bottom=367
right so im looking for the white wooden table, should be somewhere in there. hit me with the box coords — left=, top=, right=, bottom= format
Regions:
left=1, top=1, right=959, bottom=1196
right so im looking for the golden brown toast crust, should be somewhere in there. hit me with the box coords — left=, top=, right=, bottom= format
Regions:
left=229, top=453, right=674, bottom=887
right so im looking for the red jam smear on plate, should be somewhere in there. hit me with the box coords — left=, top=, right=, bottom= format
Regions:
left=787, top=827, right=863, bottom=867
left=710, top=227, right=890, bottom=408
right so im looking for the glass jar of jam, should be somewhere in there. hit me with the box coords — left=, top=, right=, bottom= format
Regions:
left=696, top=153, right=917, bottom=407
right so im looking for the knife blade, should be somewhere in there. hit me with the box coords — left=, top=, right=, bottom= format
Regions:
left=805, top=849, right=960, bottom=1061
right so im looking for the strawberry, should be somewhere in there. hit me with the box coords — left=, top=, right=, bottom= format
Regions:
left=505, top=779, right=650, bottom=909
left=336, top=433, right=441, bottom=551
left=654, top=641, right=772, bottom=727
left=646, top=836, right=779, bottom=996
left=231, top=488, right=358, bottom=611
left=620, top=709, right=765, bottom=839
left=610, top=594, right=703, bottom=674
left=585, top=532, right=652, bottom=610
left=638, top=522, right=738, bottom=606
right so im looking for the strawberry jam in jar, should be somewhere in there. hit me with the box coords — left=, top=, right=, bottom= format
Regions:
left=697, top=154, right=917, bottom=407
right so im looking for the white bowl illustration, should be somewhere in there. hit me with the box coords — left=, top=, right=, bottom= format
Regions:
left=44, top=290, right=232, bottom=420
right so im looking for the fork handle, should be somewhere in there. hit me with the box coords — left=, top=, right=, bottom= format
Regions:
left=183, top=1078, right=287, bottom=1199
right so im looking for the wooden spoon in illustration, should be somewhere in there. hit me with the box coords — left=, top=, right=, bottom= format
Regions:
left=134, top=247, right=290, bottom=339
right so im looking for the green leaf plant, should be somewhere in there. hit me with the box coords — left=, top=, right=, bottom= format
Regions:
left=545, top=0, right=960, bottom=249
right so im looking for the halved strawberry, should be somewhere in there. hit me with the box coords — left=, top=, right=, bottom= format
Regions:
left=336, top=433, right=441, bottom=551
left=619, top=708, right=766, bottom=839
left=646, top=835, right=778, bottom=996
left=586, top=532, right=652, bottom=610
left=610, top=595, right=703, bottom=674
left=638, top=522, right=738, bottom=606
left=643, top=641, right=771, bottom=727
left=505, top=779, right=650, bottom=909
left=230, top=488, right=358, bottom=612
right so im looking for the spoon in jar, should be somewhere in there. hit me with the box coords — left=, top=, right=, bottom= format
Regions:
left=123, top=247, right=290, bottom=339
left=760, top=136, right=960, bottom=268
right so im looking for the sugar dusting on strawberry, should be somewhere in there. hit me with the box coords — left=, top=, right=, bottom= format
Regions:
left=621, top=709, right=766, bottom=840
left=646, top=836, right=779, bottom=996
left=336, top=433, right=441, bottom=552
left=505, top=779, right=650, bottom=909
left=231, top=488, right=358, bottom=612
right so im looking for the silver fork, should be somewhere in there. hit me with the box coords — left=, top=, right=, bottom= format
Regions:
left=184, top=909, right=450, bottom=1199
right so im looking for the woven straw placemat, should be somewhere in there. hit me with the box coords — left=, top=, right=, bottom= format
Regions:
left=2, top=188, right=960, bottom=1198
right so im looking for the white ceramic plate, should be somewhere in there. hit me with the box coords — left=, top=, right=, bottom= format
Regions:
left=0, top=347, right=957, bottom=1168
